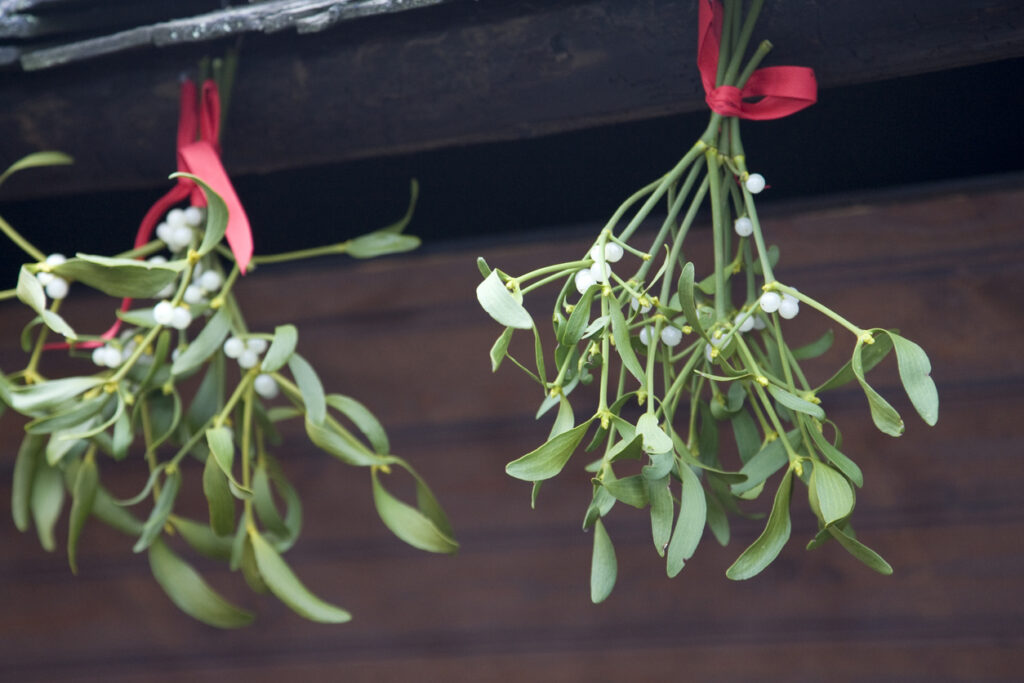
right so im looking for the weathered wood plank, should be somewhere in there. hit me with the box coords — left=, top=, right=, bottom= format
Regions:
left=2, top=0, right=1024, bottom=198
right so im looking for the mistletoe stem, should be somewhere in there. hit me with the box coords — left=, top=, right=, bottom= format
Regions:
left=0, top=213, right=46, bottom=262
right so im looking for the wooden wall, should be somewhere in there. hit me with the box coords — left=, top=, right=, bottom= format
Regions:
left=1, top=177, right=1022, bottom=681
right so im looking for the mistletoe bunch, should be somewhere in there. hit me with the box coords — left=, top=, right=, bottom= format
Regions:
left=476, top=0, right=937, bottom=602
left=0, top=153, right=457, bottom=627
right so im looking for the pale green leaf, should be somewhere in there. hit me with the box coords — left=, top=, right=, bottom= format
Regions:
left=889, top=332, right=939, bottom=426
left=807, top=424, right=863, bottom=488
left=828, top=525, right=893, bottom=575
left=666, top=463, right=706, bottom=577
left=288, top=354, right=326, bottom=425
left=170, top=515, right=234, bottom=562
left=133, top=468, right=181, bottom=553
left=635, top=413, right=673, bottom=454
left=603, top=474, right=649, bottom=509
left=149, top=538, right=254, bottom=628
left=852, top=339, right=905, bottom=436
left=489, top=327, right=514, bottom=372
left=0, top=151, right=73, bottom=187
left=326, top=394, right=390, bottom=455
left=809, top=462, right=854, bottom=526
left=648, top=476, right=673, bottom=556
left=261, top=324, right=298, bottom=373
left=347, top=231, right=420, bottom=259
left=607, top=301, right=645, bottom=385
left=171, top=308, right=231, bottom=377
left=726, top=469, right=793, bottom=580
left=766, top=383, right=825, bottom=419
left=12, top=434, right=44, bottom=532
left=371, top=467, right=458, bottom=554
left=203, top=453, right=236, bottom=536
left=170, top=173, right=227, bottom=256
left=67, top=454, right=98, bottom=574
left=505, top=419, right=592, bottom=481
left=590, top=518, right=617, bottom=603
left=30, top=460, right=65, bottom=552
left=52, top=254, right=185, bottom=298
left=476, top=271, right=533, bottom=330
left=250, top=530, right=352, bottom=623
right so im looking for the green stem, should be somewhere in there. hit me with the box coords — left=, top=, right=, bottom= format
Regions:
left=707, top=150, right=728, bottom=322
left=214, top=370, right=256, bottom=429
left=0, top=288, right=15, bottom=301
left=251, top=242, right=350, bottom=265
left=0, top=213, right=46, bottom=261
left=113, top=240, right=166, bottom=260
left=241, top=381, right=255, bottom=527
left=771, top=283, right=868, bottom=338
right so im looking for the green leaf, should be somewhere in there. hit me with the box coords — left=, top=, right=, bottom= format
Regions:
left=0, top=151, right=73, bottom=187
left=169, top=515, right=234, bottom=562
left=648, top=476, right=673, bottom=556
left=91, top=486, right=144, bottom=536
left=677, top=262, right=708, bottom=340
left=112, top=407, right=132, bottom=460
left=489, top=327, right=514, bottom=372
left=347, top=231, right=420, bottom=258
left=476, top=256, right=491, bottom=278
left=16, top=267, right=76, bottom=339
left=205, top=426, right=252, bottom=496
left=807, top=424, right=863, bottom=488
left=809, top=462, right=854, bottom=526
left=726, top=469, right=794, bottom=580
left=30, top=459, right=65, bottom=552
left=13, top=434, right=44, bottom=532
left=590, top=519, right=617, bottom=604
left=603, top=474, right=649, bottom=509
left=635, top=413, right=673, bottom=454
left=559, top=285, right=596, bottom=348
left=186, top=355, right=224, bottom=434
left=792, top=329, right=834, bottom=360
left=889, top=332, right=939, bottom=426
left=305, top=417, right=394, bottom=467
left=326, top=394, right=390, bottom=455
left=826, top=525, right=893, bottom=575
left=170, top=173, right=228, bottom=257
left=666, top=463, right=706, bottom=577
left=506, top=419, right=592, bottom=481
left=253, top=456, right=303, bottom=553
left=51, top=254, right=185, bottom=298
left=67, top=454, right=98, bottom=574
left=8, top=376, right=102, bottom=415
left=766, top=383, right=825, bottom=419
left=240, top=535, right=269, bottom=594
left=607, top=301, right=646, bottom=385
left=203, top=453, right=236, bottom=536
left=371, top=467, right=458, bottom=554
left=476, top=271, right=533, bottom=330
left=171, top=308, right=231, bottom=377
left=852, top=339, right=905, bottom=436
left=730, top=429, right=799, bottom=495
left=133, top=468, right=181, bottom=553
left=149, top=538, right=254, bottom=628
left=250, top=530, right=352, bottom=623
left=288, top=354, right=326, bottom=425
left=261, top=324, right=298, bottom=373
left=379, top=179, right=419, bottom=233
left=641, top=448, right=675, bottom=479
left=548, top=395, right=575, bottom=440
left=817, top=332, right=893, bottom=393
left=730, top=410, right=760, bottom=464
left=705, top=491, right=730, bottom=547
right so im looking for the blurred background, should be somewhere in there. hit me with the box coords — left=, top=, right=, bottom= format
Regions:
left=1, top=1, right=1022, bottom=680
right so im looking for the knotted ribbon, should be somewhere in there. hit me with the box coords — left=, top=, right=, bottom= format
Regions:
left=49, top=78, right=253, bottom=350
left=697, top=0, right=817, bottom=120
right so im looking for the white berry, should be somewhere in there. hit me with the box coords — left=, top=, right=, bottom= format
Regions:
left=704, top=343, right=715, bottom=362
left=198, top=270, right=222, bottom=292
left=169, top=306, right=192, bottom=330
left=170, top=225, right=193, bottom=252
left=45, top=253, right=67, bottom=267
left=148, top=255, right=167, bottom=265
left=91, top=347, right=107, bottom=367
left=153, top=301, right=175, bottom=325
left=735, top=312, right=755, bottom=333
left=639, top=325, right=654, bottom=346
left=590, top=243, right=624, bottom=263
left=45, top=277, right=69, bottom=300
left=223, top=337, right=245, bottom=358
left=237, top=349, right=259, bottom=369
left=166, top=208, right=186, bottom=228
left=155, top=222, right=173, bottom=245
left=778, top=294, right=800, bottom=319
left=254, top=374, right=279, bottom=399
left=734, top=217, right=753, bottom=237
left=246, top=338, right=268, bottom=355
left=183, top=284, right=206, bottom=305
left=745, top=173, right=766, bottom=194
left=630, top=297, right=651, bottom=314
left=36, top=271, right=54, bottom=286
left=574, top=269, right=597, bottom=294
left=753, top=315, right=767, bottom=330
left=759, top=291, right=782, bottom=313
left=183, top=206, right=204, bottom=227
left=661, top=326, right=683, bottom=347
left=589, top=261, right=611, bottom=283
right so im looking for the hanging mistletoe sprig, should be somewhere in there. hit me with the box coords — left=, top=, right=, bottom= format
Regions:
left=475, top=0, right=937, bottom=603
left=0, top=152, right=457, bottom=628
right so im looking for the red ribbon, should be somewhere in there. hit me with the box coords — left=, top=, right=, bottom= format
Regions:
left=697, top=0, right=817, bottom=120
left=48, top=78, right=253, bottom=351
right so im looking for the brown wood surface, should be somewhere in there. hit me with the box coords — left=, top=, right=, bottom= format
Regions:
left=3, top=0, right=1024, bottom=200
left=1, top=179, right=1022, bottom=680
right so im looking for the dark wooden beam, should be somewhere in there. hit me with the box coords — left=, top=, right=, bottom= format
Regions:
left=2, top=0, right=1023, bottom=200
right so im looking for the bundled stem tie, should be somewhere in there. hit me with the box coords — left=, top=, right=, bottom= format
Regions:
left=476, top=0, right=937, bottom=603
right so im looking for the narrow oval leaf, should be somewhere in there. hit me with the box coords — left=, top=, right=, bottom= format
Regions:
left=590, top=519, right=617, bottom=603
left=506, top=419, right=592, bottom=481
left=16, top=265, right=46, bottom=313
left=30, top=460, right=65, bottom=552
left=170, top=515, right=234, bottom=561
left=305, top=417, right=394, bottom=467
left=12, top=434, right=44, bottom=532
left=347, top=231, right=420, bottom=258
left=807, top=425, right=863, bottom=488
left=559, top=286, right=596, bottom=348
left=325, top=394, right=390, bottom=455
left=261, top=324, right=298, bottom=373
left=677, top=262, right=708, bottom=340
left=68, top=454, right=99, bottom=574
left=766, top=383, right=825, bottom=419
left=602, top=474, right=649, bottom=509
left=171, top=308, right=231, bottom=377
left=489, top=327, right=514, bottom=372
left=476, top=270, right=533, bottom=330
left=890, top=332, right=939, bottom=426
left=8, top=376, right=100, bottom=414
left=827, top=525, right=893, bottom=575
left=203, top=453, right=236, bottom=536
left=648, top=476, right=673, bottom=556
left=792, top=329, right=835, bottom=360
left=667, top=463, right=706, bottom=577
left=810, top=463, right=854, bottom=526
left=852, top=340, right=905, bottom=436
left=635, top=413, right=674, bottom=454
left=289, top=354, right=326, bottom=425
left=730, top=429, right=799, bottom=495
left=607, top=301, right=646, bottom=385
left=817, top=332, right=893, bottom=393
left=133, top=469, right=181, bottom=553
left=371, top=468, right=459, bottom=554
left=0, top=151, right=73, bottom=186
left=726, top=469, right=794, bottom=580
left=52, top=254, right=184, bottom=298
left=250, top=530, right=352, bottom=623
left=170, top=173, right=228, bottom=256
left=149, top=538, right=254, bottom=628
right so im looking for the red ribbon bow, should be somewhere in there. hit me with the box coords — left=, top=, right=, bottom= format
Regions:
left=49, top=78, right=253, bottom=351
left=697, top=0, right=817, bottom=120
